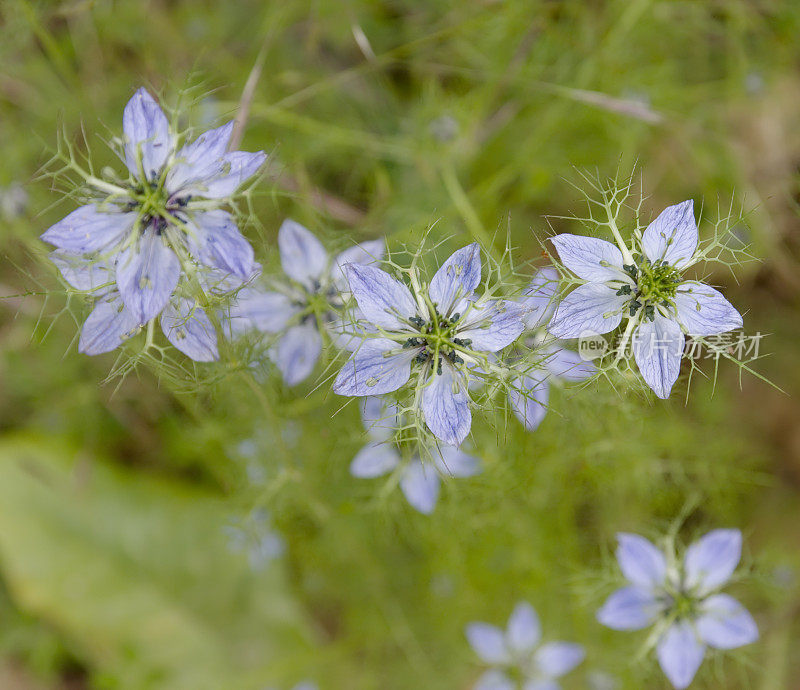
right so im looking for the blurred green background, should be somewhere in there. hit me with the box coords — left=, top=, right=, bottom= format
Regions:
left=0, top=0, right=799, bottom=688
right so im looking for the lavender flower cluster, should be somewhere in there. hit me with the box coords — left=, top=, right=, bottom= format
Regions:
left=39, top=89, right=758, bottom=689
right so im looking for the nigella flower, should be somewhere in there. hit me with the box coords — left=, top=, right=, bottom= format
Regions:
left=547, top=201, right=742, bottom=398
left=597, top=530, right=758, bottom=689
left=332, top=244, right=525, bottom=446
left=42, top=88, right=264, bottom=329
left=350, top=397, right=481, bottom=514
left=51, top=251, right=219, bottom=360
left=466, top=601, right=585, bottom=690
left=509, top=268, right=595, bottom=431
left=227, top=219, right=384, bottom=385
left=223, top=509, right=285, bottom=571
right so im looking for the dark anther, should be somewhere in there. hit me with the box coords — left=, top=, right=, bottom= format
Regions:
left=644, top=304, right=655, bottom=321
left=616, top=284, right=632, bottom=296
left=628, top=300, right=642, bottom=316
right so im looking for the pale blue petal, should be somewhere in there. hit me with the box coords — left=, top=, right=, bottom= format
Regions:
left=550, top=234, right=624, bottom=282
left=433, top=446, right=481, bottom=478
left=597, top=586, right=661, bottom=630
left=506, top=601, right=541, bottom=655
left=545, top=347, right=596, bottom=382
left=186, top=210, right=255, bottom=280
left=422, top=364, right=471, bottom=446
left=458, top=300, right=525, bottom=351
left=50, top=252, right=114, bottom=293
left=79, top=298, right=141, bottom=355
left=521, top=267, right=559, bottom=329
left=632, top=315, right=684, bottom=399
left=696, top=594, right=758, bottom=649
left=475, top=669, right=515, bottom=690
left=227, top=288, right=300, bottom=335
left=360, top=396, right=400, bottom=442
left=400, top=459, right=440, bottom=514
left=522, top=680, right=560, bottom=690
left=656, top=622, right=705, bottom=690
left=547, top=284, right=627, bottom=338
left=41, top=204, right=134, bottom=254
left=346, top=263, right=418, bottom=330
left=429, top=243, right=482, bottom=316
left=616, top=533, right=667, bottom=589
left=274, top=322, right=322, bottom=386
left=534, top=642, right=585, bottom=678
left=123, top=88, right=173, bottom=179
left=333, top=338, right=414, bottom=396
left=331, top=238, right=386, bottom=292
left=509, top=374, right=549, bottom=432
left=684, top=529, right=742, bottom=594
left=202, top=151, right=266, bottom=198
left=160, top=299, right=218, bottom=362
left=350, top=442, right=400, bottom=478
left=641, top=200, right=698, bottom=269
left=674, top=282, right=743, bottom=336
left=115, top=228, right=181, bottom=324
left=278, top=219, right=329, bottom=289
left=465, top=623, right=511, bottom=664
left=166, top=121, right=233, bottom=192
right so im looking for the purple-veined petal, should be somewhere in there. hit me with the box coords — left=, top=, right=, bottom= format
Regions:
left=278, top=219, right=329, bottom=290
left=227, top=288, right=300, bottom=335
left=166, top=121, right=233, bottom=192
left=521, top=680, right=560, bottom=690
left=521, top=267, right=559, bottom=329
left=185, top=210, right=255, bottom=280
left=674, top=282, right=742, bottom=336
left=274, top=322, right=322, bottom=386
left=545, top=347, right=596, bottom=382
left=616, top=533, right=667, bottom=589
left=632, top=315, right=685, bottom=399
left=547, top=283, right=627, bottom=339
left=160, top=298, right=218, bottom=362
left=350, top=442, right=400, bottom=478
left=333, top=339, right=414, bottom=396
left=50, top=252, right=114, bottom=293
left=550, top=234, right=625, bottom=282
left=429, top=243, right=482, bottom=316
left=123, top=88, right=173, bottom=179
left=597, top=586, right=661, bottom=630
left=506, top=601, right=541, bottom=656
left=115, top=228, right=181, bottom=324
left=331, top=238, right=386, bottom=292
left=360, top=396, right=400, bottom=441
left=202, top=151, right=266, bottom=198
left=422, top=364, right=471, bottom=446
left=642, top=200, right=698, bottom=269
left=433, top=446, right=481, bottom=478
left=696, top=594, right=758, bottom=649
left=345, top=263, right=418, bottom=330
left=400, top=459, right=441, bottom=514
left=656, top=622, right=705, bottom=690
left=509, top=374, right=549, bottom=432
left=465, top=623, right=511, bottom=665
left=684, top=529, right=742, bottom=594
left=534, top=642, right=585, bottom=678
left=41, top=205, right=134, bottom=254
left=475, top=670, right=515, bottom=690
left=78, top=297, right=141, bottom=355
left=458, top=300, right=525, bottom=352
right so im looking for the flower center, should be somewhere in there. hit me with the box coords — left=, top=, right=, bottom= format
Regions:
left=126, top=177, right=188, bottom=234
left=402, top=311, right=470, bottom=374
left=615, top=256, right=681, bottom=321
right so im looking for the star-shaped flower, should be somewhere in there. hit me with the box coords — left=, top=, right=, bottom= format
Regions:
left=466, top=601, right=585, bottom=690
left=547, top=201, right=742, bottom=398
left=597, top=530, right=758, bottom=689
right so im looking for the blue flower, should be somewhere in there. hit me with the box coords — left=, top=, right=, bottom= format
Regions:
left=597, top=530, right=758, bottom=689
left=51, top=251, right=219, bottom=360
left=332, top=244, right=525, bottom=446
left=42, top=88, right=264, bottom=327
left=227, top=219, right=385, bottom=386
left=223, top=509, right=285, bottom=571
left=466, top=601, right=585, bottom=690
left=509, top=268, right=596, bottom=431
left=547, top=201, right=742, bottom=398
left=350, top=397, right=481, bottom=514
